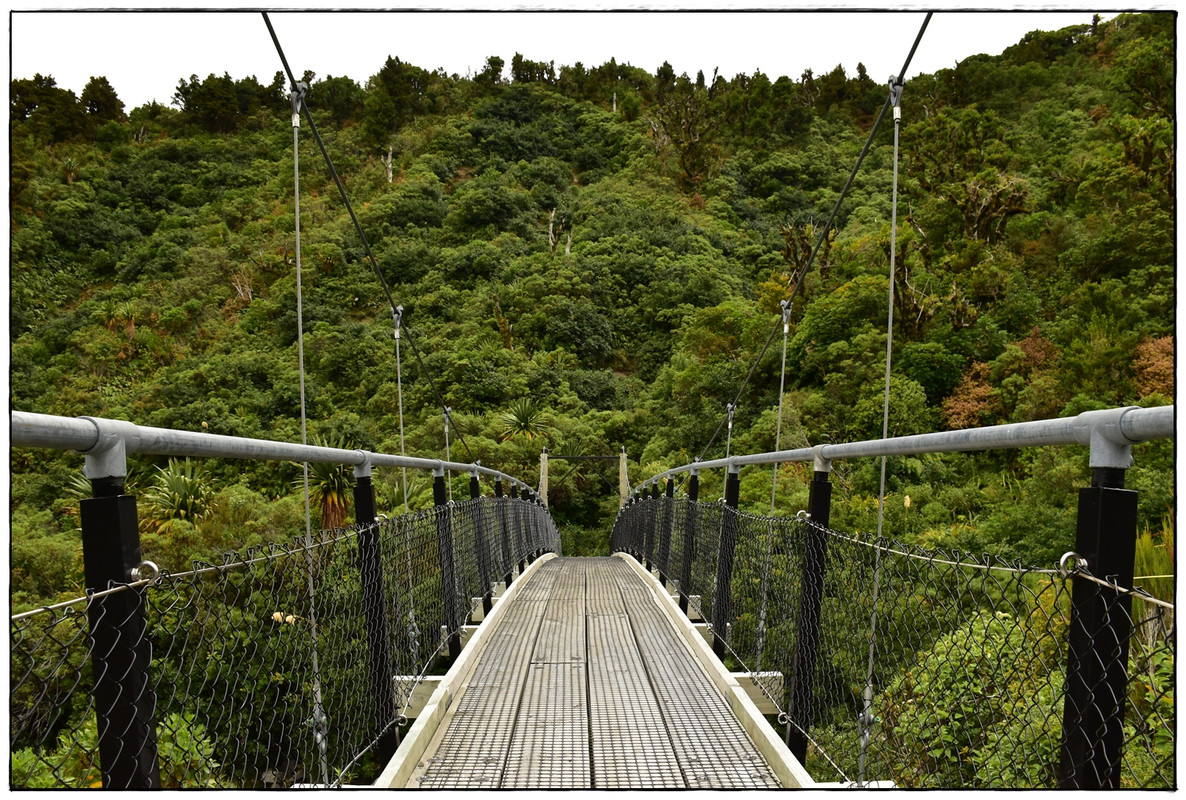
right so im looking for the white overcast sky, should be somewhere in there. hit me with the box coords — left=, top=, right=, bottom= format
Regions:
left=8, top=4, right=1147, bottom=112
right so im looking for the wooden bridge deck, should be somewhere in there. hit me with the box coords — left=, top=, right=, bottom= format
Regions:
left=390, top=556, right=791, bottom=789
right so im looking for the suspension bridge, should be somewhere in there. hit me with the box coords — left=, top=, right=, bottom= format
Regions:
left=9, top=11, right=1177, bottom=792
left=9, top=404, right=1176, bottom=789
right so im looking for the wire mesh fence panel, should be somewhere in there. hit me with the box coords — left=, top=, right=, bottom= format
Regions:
left=380, top=508, right=453, bottom=709
left=832, top=535, right=1071, bottom=788
left=1065, top=576, right=1176, bottom=789
left=690, top=501, right=725, bottom=633
left=11, top=601, right=103, bottom=788
left=1121, top=591, right=1175, bottom=788
left=611, top=501, right=1175, bottom=789
left=611, top=497, right=723, bottom=623
left=448, top=499, right=481, bottom=624
left=11, top=495, right=562, bottom=790
left=666, top=497, right=693, bottom=603
left=145, top=532, right=366, bottom=788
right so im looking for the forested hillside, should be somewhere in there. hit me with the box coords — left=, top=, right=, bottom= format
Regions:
left=10, top=12, right=1174, bottom=609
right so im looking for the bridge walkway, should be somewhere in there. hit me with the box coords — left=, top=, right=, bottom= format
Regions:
left=387, top=556, right=792, bottom=789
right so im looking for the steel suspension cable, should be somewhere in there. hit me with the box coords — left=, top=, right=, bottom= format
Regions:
left=696, top=12, right=931, bottom=463
left=394, top=307, right=410, bottom=515
left=288, top=82, right=331, bottom=788
left=444, top=407, right=453, bottom=503
left=770, top=300, right=793, bottom=515
left=755, top=300, right=794, bottom=674
left=262, top=13, right=475, bottom=464
left=862, top=72, right=905, bottom=790
left=876, top=83, right=906, bottom=540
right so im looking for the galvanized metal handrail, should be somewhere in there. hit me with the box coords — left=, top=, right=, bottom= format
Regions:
left=633, top=405, right=1175, bottom=495
left=10, top=411, right=531, bottom=491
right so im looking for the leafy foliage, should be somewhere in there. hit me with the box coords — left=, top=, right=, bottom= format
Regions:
left=143, top=459, right=215, bottom=533
left=9, top=11, right=1173, bottom=602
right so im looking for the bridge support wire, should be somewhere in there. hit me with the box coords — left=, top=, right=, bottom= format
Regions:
left=694, top=13, right=930, bottom=464
left=757, top=301, right=793, bottom=673
left=864, top=73, right=905, bottom=788
left=289, top=82, right=331, bottom=787
left=394, top=307, right=410, bottom=516
left=261, top=13, right=475, bottom=467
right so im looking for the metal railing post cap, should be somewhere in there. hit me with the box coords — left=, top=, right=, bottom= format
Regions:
left=352, top=452, right=373, bottom=479
left=79, top=416, right=139, bottom=480
left=1074, top=406, right=1139, bottom=469
left=727, top=457, right=741, bottom=475
left=432, top=461, right=446, bottom=478
left=812, top=444, right=833, bottom=474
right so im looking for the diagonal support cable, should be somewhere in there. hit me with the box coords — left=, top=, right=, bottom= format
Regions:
left=262, top=12, right=474, bottom=463
left=697, top=12, right=931, bottom=462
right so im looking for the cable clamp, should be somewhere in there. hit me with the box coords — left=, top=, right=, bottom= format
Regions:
left=130, top=561, right=160, bottom=583
left=1059, top=551, right=1088, bottom=577
left=290, top=82, right=308, bottom=129
left=888, top=75, right=903, bottom=108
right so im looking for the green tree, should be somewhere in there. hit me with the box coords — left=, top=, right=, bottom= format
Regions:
left=80, top=75, right=125, bottom=125
left=11, top=73, right=87, bottom=141
left=361, top=56, right=431, bottom=154
left=499, top=398, right=550, bottom=442
left=292, top=438, right=353, bottom=531
left=143, top=458, right=216, bottom=534
left=173, top=73, right=240, bottom=132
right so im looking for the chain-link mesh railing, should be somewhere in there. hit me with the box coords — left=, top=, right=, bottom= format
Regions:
left=11, top=496, right=559, bottom=789
left=612, top=497, right=1175, bottom=789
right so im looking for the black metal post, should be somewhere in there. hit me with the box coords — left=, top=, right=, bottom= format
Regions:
left=712, top=468, right=741, bottom=659
left=80, top=476, right=161, bottom=789
left=522, top=489, right=536, bottom=563
left=495, top=479, right=513, bottom=589
left=613, top=498, right=631, bottom=556
left=658, top=479, right=675, bottom=585
left=644, top=484, right=659, bottom=571
left=433, top=473, right=462, bottom=660
left=630, top=497, right=642, bottom=559
left=615, top=498, right=627, bottom=556
left=787, top=469, right=833, bottom=764
left=511, top=484, right=526, bottom=574
left=679, top=472, right=700, bottom=614
left=532, top=491, right=543, bottom=558
left=471, top=475, right=493, bottom=615
left=531, top=491, right=542, bottom=559
left=1059, top=467, right=1138, bottom=788
left=353, top=474, right=398, bottom=763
